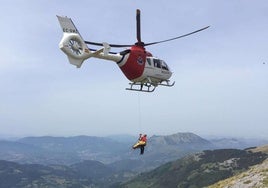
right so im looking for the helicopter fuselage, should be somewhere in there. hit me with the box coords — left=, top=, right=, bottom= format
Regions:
left=116, top=45, right=172, bottom=85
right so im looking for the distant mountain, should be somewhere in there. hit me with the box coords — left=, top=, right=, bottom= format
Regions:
left=0, top=140, right=48, bottom=163
left=106, top=134, right=137, bottom=143
left=71, top=160, right=138, bottom=187
left=0, top=133, right=215, bottom=169
left=1, top=133, right=266, bottom=175
left=149, top=132, right=211, bottom=147
left=120, top=146, right=268, bottom=188
left=139, top=132, right=214, bottom=169
left=209, top=137, right=268, bottom=149
left=0, top=160, right=93, bottom=188
left=18, top=135, right=127, bottom=154
left=71, top=160, right=115, bottom=179
left=0, top=159, right=137, bottom=188
left=8, top=135, right=128, bottom=164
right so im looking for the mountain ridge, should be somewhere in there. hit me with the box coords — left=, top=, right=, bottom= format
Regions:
left=0, top=132, right=214, bottom=166
left=0, top=142, right=267, bottom=187
left=149, top=132, right=211, bottom=145
left=120, top=146, right=268, bottom=188
left=208, top=145, right=268, bottom=188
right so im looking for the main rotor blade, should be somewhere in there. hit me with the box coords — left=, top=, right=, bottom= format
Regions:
left=136, top=9, right=141, bottom=43
left=84, top=26, right=210, bottom=48
left=144, top=26, right=210, bottom=46
left=84, top=41, right=132, bottom=48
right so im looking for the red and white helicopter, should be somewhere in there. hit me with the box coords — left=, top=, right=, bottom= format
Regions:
left=57, top=9, right=209, bottom=92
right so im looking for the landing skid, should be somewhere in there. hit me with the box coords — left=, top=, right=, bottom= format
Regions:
left=126, top=82, right=156, bottom=92
left=126, top=79, right=175, bottom=92
left=159, top=80, right=175, bottom=87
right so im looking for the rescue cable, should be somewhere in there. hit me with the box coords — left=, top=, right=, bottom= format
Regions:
left=138, top=92, right=143, bottom=133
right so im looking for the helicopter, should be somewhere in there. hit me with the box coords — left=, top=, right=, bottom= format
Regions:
left=57, top=9, right=209, bottom=92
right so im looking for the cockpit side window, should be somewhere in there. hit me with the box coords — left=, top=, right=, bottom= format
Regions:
left=146, top=58, right=152, bottom=66
left=153, top=59, right=161, bottom=68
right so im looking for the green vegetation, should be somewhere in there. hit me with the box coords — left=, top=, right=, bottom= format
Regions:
left=121, top=149, right=267, bottom=188
left=243, top=180, right=252, bottom=184
left=262, top=167, right=268, bottom=187
left=262, top=176, right=268, bottom=186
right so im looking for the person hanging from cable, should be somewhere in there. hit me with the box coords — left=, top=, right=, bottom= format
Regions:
left=132, top=134, right=147, bottom=155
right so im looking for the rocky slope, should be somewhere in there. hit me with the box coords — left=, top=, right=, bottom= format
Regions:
left=120, top=147, right=268, bottom=188
left=208, top=145, right=268, bottom=188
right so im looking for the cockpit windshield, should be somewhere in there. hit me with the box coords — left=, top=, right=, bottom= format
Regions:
left=161, top=60, right=169, bottom=71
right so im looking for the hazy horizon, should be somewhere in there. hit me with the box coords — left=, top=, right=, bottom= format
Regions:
left=0, top=131, right=267, bottom=141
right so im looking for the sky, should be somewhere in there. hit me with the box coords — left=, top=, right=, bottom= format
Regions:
left=0, top=0, right=268, bottom=139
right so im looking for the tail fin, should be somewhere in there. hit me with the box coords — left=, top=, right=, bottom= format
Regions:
left=57, top=16, right=91, bottom=68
